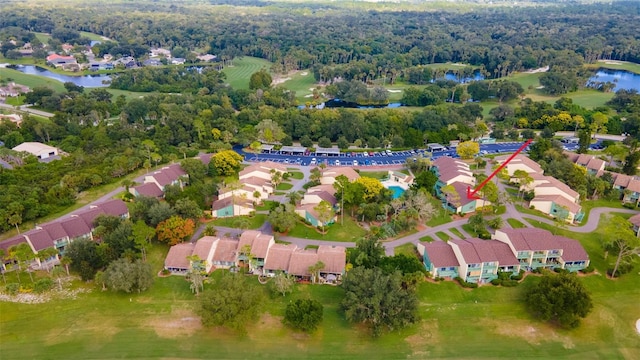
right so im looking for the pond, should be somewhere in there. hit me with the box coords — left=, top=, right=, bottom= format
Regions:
left=10, top=65, right=112, bottom=88
left=440, top=70, right=485, bottom=83
left=587, top=69, right=640, bottom=92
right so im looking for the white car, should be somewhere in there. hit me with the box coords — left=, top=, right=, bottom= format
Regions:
left=353, top=160, right=358, bottom=166
left=335, top=160, right=340, bottom=166
left=310, top=158, right=316, bottom=165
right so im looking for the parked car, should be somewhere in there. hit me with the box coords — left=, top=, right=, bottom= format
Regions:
left=353, top=160, right=358, bottom=166
left=335, top=160, right=341, bottom=166
left=310, top=158, right=317, bottom=165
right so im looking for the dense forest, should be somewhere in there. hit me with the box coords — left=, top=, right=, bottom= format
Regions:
left=0, top=0, right=639, bottom=80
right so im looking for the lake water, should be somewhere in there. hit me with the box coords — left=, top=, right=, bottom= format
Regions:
left=10, top=65, right=112, bottom=88
left=587, top=69, right=640, bottom=92
left=440, top=70, right=485, bottom=83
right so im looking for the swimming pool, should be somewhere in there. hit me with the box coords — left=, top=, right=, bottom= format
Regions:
left=388, top=185, right=406, bottom=199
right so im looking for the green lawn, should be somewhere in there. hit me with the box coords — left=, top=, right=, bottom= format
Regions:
left=285, top=217, right=365, bottom=242
left=288, top=171, right=304, bottom=180
left=255, top=200, right=280, bottom=211
left=449, top=228, right=464, bottom=238
left=2, top=220, right=639, bottom=359
left=80, top=31, right=111, bottom=42
left=394, top=243, right=418, bottom=257
left=276, top=182, right=293, bottom=191
left=587, top=60, right=640, bottom=75
left=419, top=235, right=435, bottom=242
left=425, top=208, right=452, bottom=227
left=211, top=214, right=267, bottom=230
left=435, top=231, right=450, bottom=241
left=221, top=56, right=273, bottom=90
left=357, top=171, right=388, bottom=180
left=281, top=70, right=319, bottom=102
left=506, top=218, right=526, bottom=228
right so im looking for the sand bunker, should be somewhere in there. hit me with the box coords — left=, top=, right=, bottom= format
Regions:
left=636, top=319, right=640, bottom=335
left=301, top=71, right=309, bottom=76
left=387, top=89, right=402, bottom=93
left=604, top=61, right=622, bottom=65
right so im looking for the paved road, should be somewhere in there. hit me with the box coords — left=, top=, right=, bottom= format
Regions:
left=0, top=103, right=55, bottom=118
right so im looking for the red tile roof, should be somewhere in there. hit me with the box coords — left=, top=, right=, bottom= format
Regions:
left=25, top=229, right=54, bottom=252
left=93, top=199, right=129, bottom=217
left=59, top=217, right=92, bottom=239
left=38, top=222, right=68, bottom=242
left=555, top=236, right=589, bottom=262
left=422, top=241, right=459, bottom=268
left=497, top=228, right=557, bottom=251
left=532, top=194, right=581, bottom=214
left=132, top=182, right=163, bottom=197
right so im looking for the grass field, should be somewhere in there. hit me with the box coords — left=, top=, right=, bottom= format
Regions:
left=435, top=231, right=450, bottom=241
left=285, top=217, right=365, bottom=242
left=288, top=171, right=304, bottom=180
left=506, top=218, right=526, bottom=228
left=211, top=214, right=267, bottom=229
left=357, top=171, right=388, bottom=180
left=587, top=60, right=640, bottom=75
left=0, top=67, right=67, bottom=92
left=3, top=226, right=637, bottom=359
left=449, top=228, right=464, bottom=238
left=221, top=56, right=273, bottom=90
left=394, top=243, right=417, bottom=256
left=280, top=70, right=318, bottom=102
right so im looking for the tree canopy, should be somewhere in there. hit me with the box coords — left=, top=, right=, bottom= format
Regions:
left=525, top=271, right=593, bottom=329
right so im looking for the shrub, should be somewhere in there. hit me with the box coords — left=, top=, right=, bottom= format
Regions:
left=511, top=269, right=525, bottom=281
left=501, top=279, right=519, bottom=287
left=34, top=278, right=54, bottom=293
left=581, top=265, right=594, bottom=274
left=455, top=276, right=478, bottom=288
left=622, top=202, right=637, bottom=209
left=497, top=271, right=513, bottom=280
left=490, top=278, right=502, bottom=286
left=478, top=229, right=492, bottom=239
left=5, top=283, right=19, bottom=295
left=283, top=299, right=324, bottom=332
left=554, top=268, right=570, bottom=274
left=607, top=261, right=634, bottom=277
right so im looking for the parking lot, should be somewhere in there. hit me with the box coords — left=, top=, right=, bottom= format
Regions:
left=235, top=140, right=603, bottom=167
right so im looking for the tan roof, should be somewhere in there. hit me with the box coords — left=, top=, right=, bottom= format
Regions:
left=238, top=230, right=273, bottom=259
left=212, top=238, right=239, bottom=263
left=193, top=236, right=216, bottom=260
left=627, top=179, right=640, bottom=193
left=536, top=176, right=579, bottom=199
left=239, top=161, right=287, bottom=177
left=629, top=213, right=640, bottom=227
left=165, top=243, right=195, bottom=269
left=613, top=173, right=633, bottom=188
left=287, top=249, right=319, bottom=276
left=495, top=154, right=543, bottom=174
left=304, top=191, right=337, bottom=206
left=307, top=184, right=337, bottom=196
left=264, top=243, right=297, bottom=272
left=212, top=197, right=253, bottom=211
left=12, top=142, right=58, bottom=157
left=532, top=194, right=581, bottom=214
left=322, top=167, right=360, bottom=181
left=317, top=245, right=346, bottom=274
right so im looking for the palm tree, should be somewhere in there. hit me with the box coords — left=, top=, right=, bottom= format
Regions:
left=286, top=191, right=303, bottom=205
left=307, top=261, right=325, bottom=284
left=0, top=249, right=6, bottom=284
left=37, top=247, right=59, bottom=273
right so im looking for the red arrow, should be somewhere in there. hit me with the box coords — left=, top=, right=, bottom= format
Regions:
left=467, top=139, right=533, bottom=200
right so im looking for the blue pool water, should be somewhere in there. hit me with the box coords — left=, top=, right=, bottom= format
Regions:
left=388, top=186, right=405, bottom=199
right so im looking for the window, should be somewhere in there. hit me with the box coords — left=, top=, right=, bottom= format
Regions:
left=441, top=267, right=447, bottom=271
left=449, top=267, right=456, bottom=271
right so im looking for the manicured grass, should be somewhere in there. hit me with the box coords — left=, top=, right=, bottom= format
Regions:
left=419, top=235, right=435, bottom=242
left=221, top=56, right=273, bottom=90
left=0, top=67, right=67, bottom=92
left=211, top=214, right=267, bottom=230
left=425, top=208, right=452, bottom=227
left=276, top=182, right=293, bottom=191
left=33, top=32, right=52, bottom=44
left=506, top=218, right=526, bottom=228
left=2, top=223, right=639, bottom=359
left=449, top=228, right=464, bottom=238
left=288, top=171, right=304, bottom=180
left=578, top=199, right=627, bottom=226
left=255, top=200, right=279, bottom=211
left=106, top=88, right=153, bottom=101
left=80, top=31, right=111, bottom=42
left=285, top=217, right=365, bottom=242
left=435, top=231, right=450, bottom=241
left=587, top=60, right=640, bottom=75
left=357, top=171, right=388, bottom=180
left=394, top=243, right=418, bottom=257
left=280, top=70, right=319, bottom=102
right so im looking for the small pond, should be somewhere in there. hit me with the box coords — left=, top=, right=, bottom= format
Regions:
left=587, top=69, right=640, bottom=92
left=10, top=65, right=112, bottom=87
